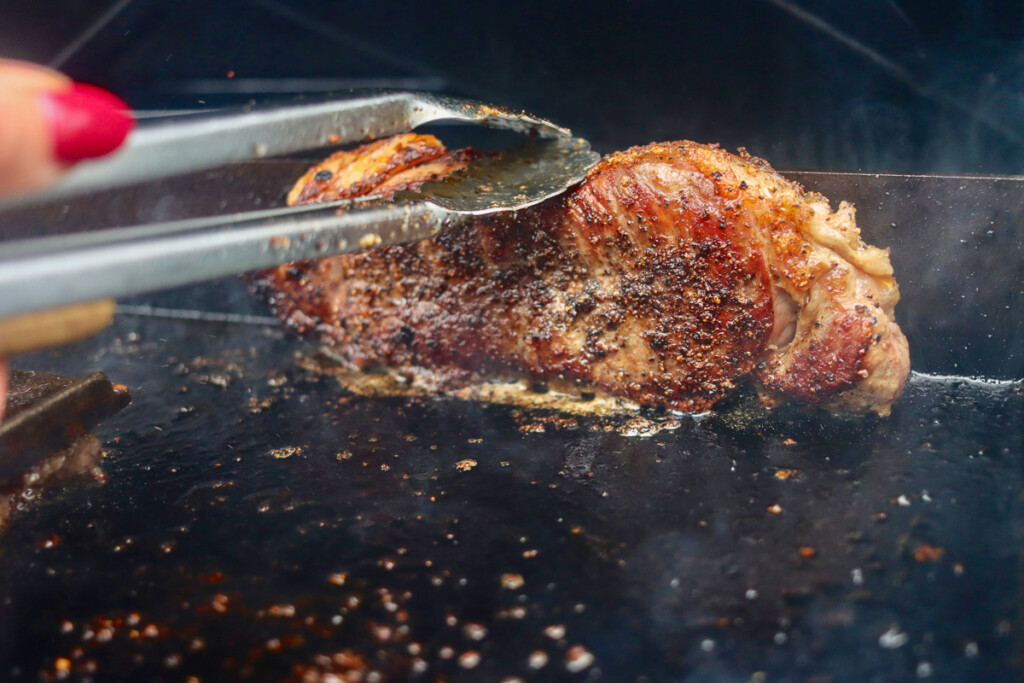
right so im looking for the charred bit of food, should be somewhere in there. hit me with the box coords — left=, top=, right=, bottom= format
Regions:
left=252, top=133, right=910, bottom=416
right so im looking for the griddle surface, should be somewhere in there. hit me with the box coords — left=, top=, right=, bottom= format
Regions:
left=2, top=310, right=1021, bottom=682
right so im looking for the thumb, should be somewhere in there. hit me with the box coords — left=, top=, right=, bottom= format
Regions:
left=0, top=59, right=133, bottom=195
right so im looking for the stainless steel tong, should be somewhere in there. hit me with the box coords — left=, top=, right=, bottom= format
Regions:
left=0, top=92, right=598, bottom=353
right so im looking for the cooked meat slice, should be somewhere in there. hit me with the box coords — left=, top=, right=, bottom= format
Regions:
left=253, top=134, right=910, bottom=415
left=287, top=133, right=479, bottom=205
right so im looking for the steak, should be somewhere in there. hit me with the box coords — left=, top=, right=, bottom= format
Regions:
left=253, top=133, right=910, bottom=415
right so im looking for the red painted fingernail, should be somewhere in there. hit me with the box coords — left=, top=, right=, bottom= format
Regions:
left=41, top=83, right=135, bottom=163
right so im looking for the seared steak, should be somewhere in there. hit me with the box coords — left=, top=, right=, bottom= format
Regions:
left=253, top=134, right=910, bottom=415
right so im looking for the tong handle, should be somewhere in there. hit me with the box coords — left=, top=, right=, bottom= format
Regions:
left=0, top=300, right=115, bottom=356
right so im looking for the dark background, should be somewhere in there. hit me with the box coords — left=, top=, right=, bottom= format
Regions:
left=4, top=0, right=1024, bottom=173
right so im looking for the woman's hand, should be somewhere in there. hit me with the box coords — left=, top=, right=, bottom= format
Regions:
left=0, top=59, right=134, bottom=419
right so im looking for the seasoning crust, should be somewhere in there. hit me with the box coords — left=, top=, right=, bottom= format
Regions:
left=253, top=134, right=910, bottom=415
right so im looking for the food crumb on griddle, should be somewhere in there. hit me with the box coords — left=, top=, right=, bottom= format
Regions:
left=270, top=446, right=303, bottom=459
left=193, top=372, right=232, bottom=388
left=462, top=622, right=487, bottom=640
left=912, top=545, right=945, bottom=562
left=527, top=650, right=549, bottom=669
left=617, top=416, right=681, bottom=437
left=543, top=624, right=566, bottom=640
left=458, top=650, right=481, bottom=668
left=266, top=604, right=296, bottom=618
left=210, top=594, right=229, bottom=614
left=565, top=644, right=595, bottom=672
left=500, top=573, right=525, bottom=590
left=54, top=657, right=70, bottom=676
left=878, top=624, right=909, bottom=649
left=454, top=459, right=477, bottom=472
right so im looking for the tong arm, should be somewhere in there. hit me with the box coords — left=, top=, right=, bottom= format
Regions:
left=4, top=92, right=570, bottom=208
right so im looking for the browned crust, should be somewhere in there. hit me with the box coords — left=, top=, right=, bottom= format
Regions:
left=252, top=136, right=910, bottom=415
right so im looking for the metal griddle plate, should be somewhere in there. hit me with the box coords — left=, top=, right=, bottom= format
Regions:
left=0, top=161, right=1022, bottom=682
left=0, top=303, right=1020, bottom=683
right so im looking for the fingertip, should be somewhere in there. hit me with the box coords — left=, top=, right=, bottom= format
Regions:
left=41, top=83, right=135, bottom=163
left=0, top=62, right=134, bottom=194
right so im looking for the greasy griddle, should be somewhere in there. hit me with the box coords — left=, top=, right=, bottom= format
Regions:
left=0, top=161, right=1021, bottom=682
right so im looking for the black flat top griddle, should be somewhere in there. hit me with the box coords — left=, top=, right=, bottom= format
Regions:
left=2, top=315, right=1021, bottom=683
left=1, top=161, right=1022, bottom=683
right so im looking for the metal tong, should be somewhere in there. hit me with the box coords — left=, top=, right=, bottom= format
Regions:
left=0, top=92, right=599, bottom=353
